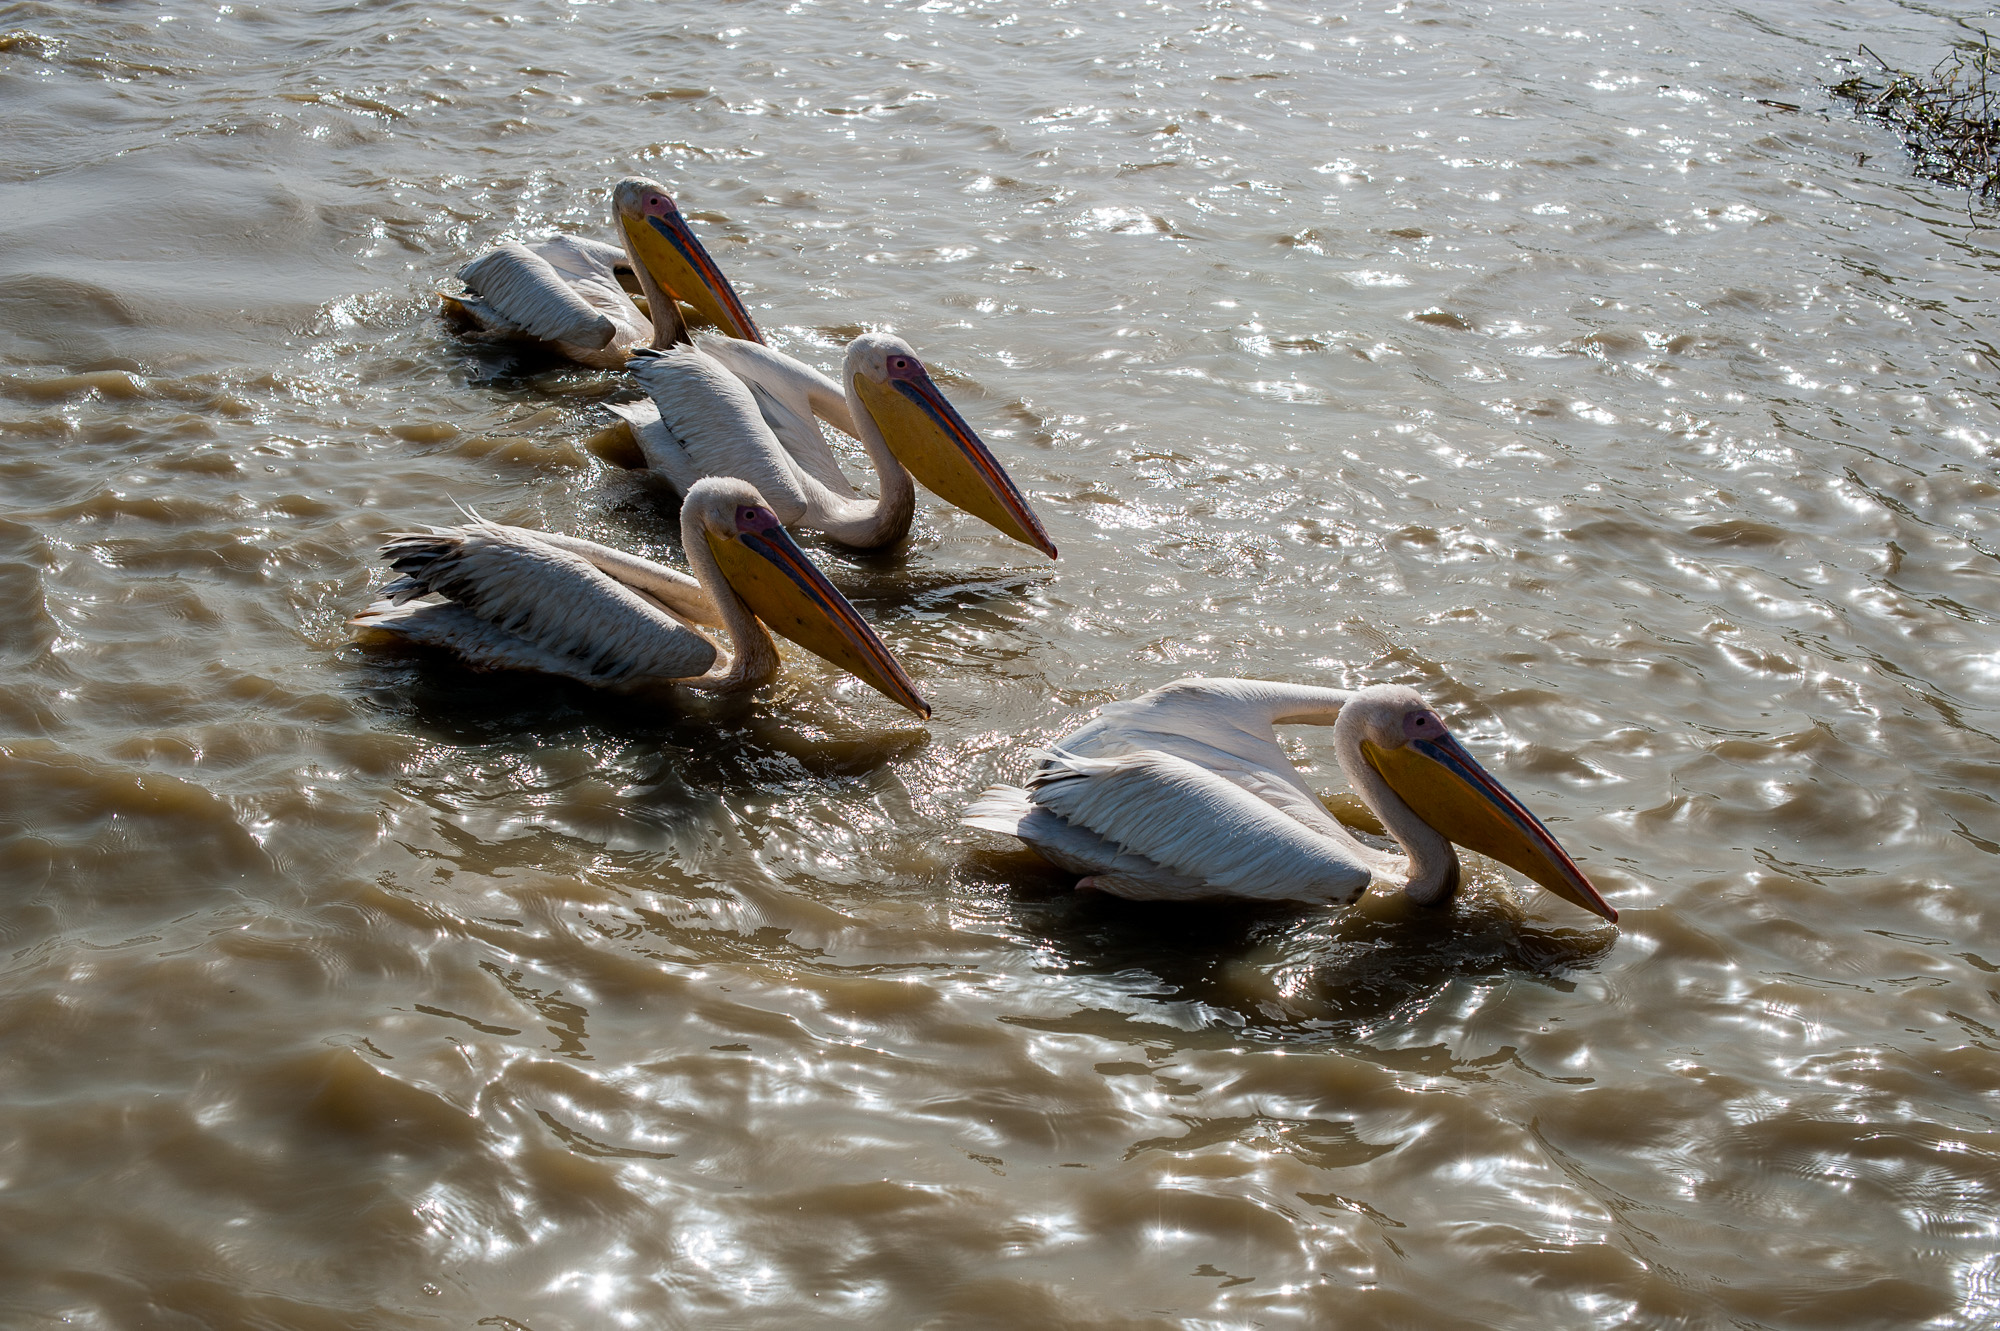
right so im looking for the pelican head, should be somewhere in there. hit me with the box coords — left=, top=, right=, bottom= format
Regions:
left=612, top=177, right=766, bottom=344
left=844, top=333, right=1057, bottom=559
left=1339, top=685, right=1615, bottom=921
left=684, top=477, right=929, bottom=717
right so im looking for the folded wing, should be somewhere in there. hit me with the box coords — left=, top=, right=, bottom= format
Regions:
left=626, top=346, right=813, bottom=522
left=1022, top=748, right=1372, bottom=904
left=458, top=243, right=618, bottom=349
left=357, top=521, right=716, bottom=685
left=697, top=335, right=859, bottom=496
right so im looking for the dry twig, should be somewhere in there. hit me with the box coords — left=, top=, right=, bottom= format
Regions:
left=1832, top=33, right=2000, bottom=202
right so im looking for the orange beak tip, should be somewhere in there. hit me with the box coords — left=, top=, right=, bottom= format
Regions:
left=1573, top=869, right=1618, bottom=922
left=1571, top=882, right=1617, bottom=923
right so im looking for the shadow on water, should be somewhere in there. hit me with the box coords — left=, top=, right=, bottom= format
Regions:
left=444, top=334, right=596, bottom=394
left=804, top=566, right=1057, bottom=650
left=970, top=849, right=1616, bottom=1043
left=348, top=645, right=928, bottom=789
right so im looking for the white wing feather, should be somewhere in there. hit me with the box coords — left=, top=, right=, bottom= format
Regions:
left=440, top=292, right=522, bottom=338
left=457, top=243, right=617, bottom=349
left=963, top=784, right=1208, bottom=893
left=696, top=336, right=859, bottom=496
left=363, top=521, right=716, bottom=684
left=535, top=235, right=628, bottom=281
left=604, top=398, right=707, bottom=493
left=354, top=600, right=639, bottom=683
left=491, top=524, right=724, bottom=629
left=745, top=378, right=856, bottom=497
left=533, top=236, right=648, bottom=340
left=961, top=679, right=1378, bottom=904
left=1054, top=678, right=1356, bottom=838
left=626, top=347, right=813, bottom=524
left=1024, top=749, right=1371, bottom=905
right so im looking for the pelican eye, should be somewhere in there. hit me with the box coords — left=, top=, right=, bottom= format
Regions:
left=1402, top=710, right=1443, bottom=739
left=735, top=504, right=779, bottom=531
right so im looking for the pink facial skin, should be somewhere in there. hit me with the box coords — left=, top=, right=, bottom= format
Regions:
left=1403, top=709, right=1447, bottom=742
left=735, top=504, right=781, bottom=535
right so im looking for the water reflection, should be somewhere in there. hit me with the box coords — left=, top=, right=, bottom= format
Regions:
left=353, top=647, right=926, bottom=788
left=12, top=0, right=2000, bottom=1322
left=980, top=850, right=1616, bottom=1040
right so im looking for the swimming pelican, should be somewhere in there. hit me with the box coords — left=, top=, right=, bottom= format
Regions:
left=440, top=177, right=763, bottom=369
left=352, top=477, right=928, bottom=716
left=610, top=330, right=1057, bottom=557
left=962, top=678, right=1615, bottom=919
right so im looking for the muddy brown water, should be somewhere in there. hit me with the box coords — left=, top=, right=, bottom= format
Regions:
left=4, top=1, right=2000, bottom=1326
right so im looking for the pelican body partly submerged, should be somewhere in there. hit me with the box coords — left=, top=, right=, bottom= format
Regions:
left=616, top=332, right=1056, bottom=556
left=441, top=178, right=763, bottom=369
left=354, top=476, right=928, bottom=716
left=963, top=678, right=1615, bottom=920
left=442, top=178, right=1057, bottom=558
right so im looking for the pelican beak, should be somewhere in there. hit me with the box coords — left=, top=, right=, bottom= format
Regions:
left=619, top=208, right=766, bottom=345
left=1362, top=733, right=1616, bottom=921
left=852, top=369, right=1058, bottom=558
left=704, top=519, right=930, bottom=718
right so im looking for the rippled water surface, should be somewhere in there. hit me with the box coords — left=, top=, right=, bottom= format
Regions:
left=6, top=0, right=2000, bottom=1326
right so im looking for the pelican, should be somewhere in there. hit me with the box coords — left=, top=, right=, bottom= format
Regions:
left=352, top=476, right=928, bottom=716
left=439, top=177, right=763, bottom=369
left=962, top=678, right=1616, bottom=919
left=610, top=329, right=1057, bottom=556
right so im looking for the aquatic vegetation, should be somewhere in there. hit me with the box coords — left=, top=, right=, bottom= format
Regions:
left=1834, top=34, right=2000, bottom=202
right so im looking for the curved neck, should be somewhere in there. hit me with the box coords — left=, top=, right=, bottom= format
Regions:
left=794, top=366, right=916, bottom=548
left=1248, top=681, right=1356, bottom=728
left=679, top=512, right=780, bottom=694
left=801, top=369, right=860, bottom=440
left=1332, top=727, right=1463, bottom=905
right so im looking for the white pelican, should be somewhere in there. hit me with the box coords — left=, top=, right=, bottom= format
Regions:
left=352, top=477, right=928, bottom=716
left=611, top=331, right=1057, bottom=557
left=440, top=177, right=763, bottom=369
left=962, top=678, right=1615, bottom=919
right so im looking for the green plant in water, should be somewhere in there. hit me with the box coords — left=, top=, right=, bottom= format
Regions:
left=1832, top=34, right=2000, bottom=202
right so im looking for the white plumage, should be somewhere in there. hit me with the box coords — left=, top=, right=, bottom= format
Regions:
left=964, top=677, right=1617, bottom=920
left=618, top=344, right=817, bottom=523
left=354, top=476, right=929, bottom=716
left=355, top=519, right=718, bottom=686
left=693, top=334, right=860, bottom=494
left=441, top=177, right=764, bottom=369
left=619, top=331, right=1055, bottom=556
left=965, top=679, right=1371, bottom=903
left=449, top=236, right=649, bottom=369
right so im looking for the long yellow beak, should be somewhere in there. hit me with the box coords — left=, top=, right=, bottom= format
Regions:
left=852, top=372, right=1057, bottom=558
left=1363, top=733, right=1615, bottom=921
left=619, top=212, right=766, bottom=344
left=704, top=522, right=929, bottom=717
